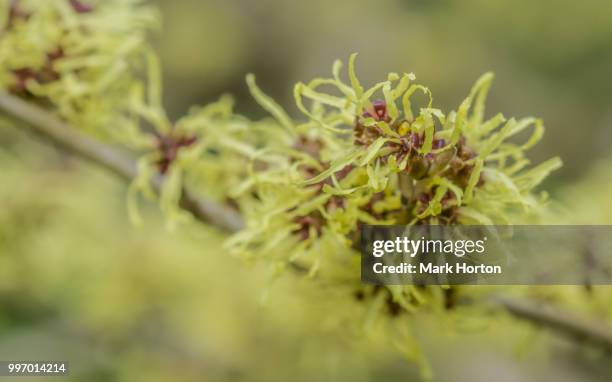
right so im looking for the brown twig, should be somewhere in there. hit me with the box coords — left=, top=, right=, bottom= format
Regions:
left=0, top=92, right=244, bottom=232
left=497, top=297, right=612, bottom=351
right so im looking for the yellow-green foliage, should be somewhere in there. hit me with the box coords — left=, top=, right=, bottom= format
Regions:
left=0, top=3, right=570, bottom=378
left=204, top=57, right=561, bottom=375
left=228, top=55, right=561, bottom=282
left=0, top=0, right=157, bottom=137
left=125, top=90, right=289, bottom=227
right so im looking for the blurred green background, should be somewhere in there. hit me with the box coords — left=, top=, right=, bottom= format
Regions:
left=2, top=0, right=612, bottom=380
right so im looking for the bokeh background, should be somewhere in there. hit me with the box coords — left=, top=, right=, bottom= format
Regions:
left=2, top=0, right=612, bottom=380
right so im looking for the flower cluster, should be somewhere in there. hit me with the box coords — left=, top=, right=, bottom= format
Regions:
left=124, top=91, right=288, bottom=227
left=0, top=0, right=158, bottom=137
left=227, top=54, right=561, bottom=316
left=0, top=1, right=258, bottom=225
